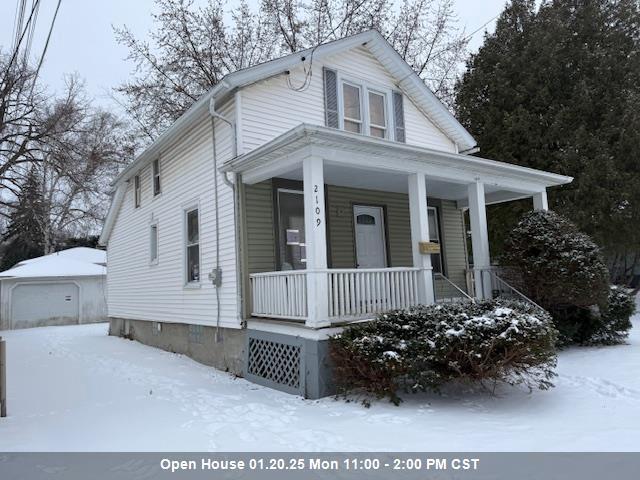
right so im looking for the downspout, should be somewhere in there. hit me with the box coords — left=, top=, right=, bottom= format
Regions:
left=208, top=97, right=243, bottom=342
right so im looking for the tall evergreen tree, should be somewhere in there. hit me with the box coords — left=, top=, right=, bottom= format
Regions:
left=455, top=0, right=640, bottom=283
left=0, top=169, right=46, bottom=270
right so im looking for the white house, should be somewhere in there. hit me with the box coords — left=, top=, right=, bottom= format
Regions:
left=0, top=247, right=107, bottom=330
left=99, top=30, right=572, bottom=397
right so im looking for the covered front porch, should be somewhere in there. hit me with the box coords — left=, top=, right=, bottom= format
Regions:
left=222, top=124, right=571, bottom=329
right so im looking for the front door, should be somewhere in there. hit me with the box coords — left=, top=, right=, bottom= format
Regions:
left=353, top=205, right=387, bottom=268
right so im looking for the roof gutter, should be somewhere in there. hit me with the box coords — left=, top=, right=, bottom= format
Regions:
left=221, top=124, right=573, bottom=187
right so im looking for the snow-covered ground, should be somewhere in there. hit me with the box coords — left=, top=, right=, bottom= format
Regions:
left=1, top=316, right=639, bottom=451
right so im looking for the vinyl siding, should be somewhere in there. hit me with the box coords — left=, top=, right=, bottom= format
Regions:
left=106, top=102, right=241, bottom=328
left=439, top=200, right=468, bottom=289
left=326, top=185, right=412, bottom=268
left=240, top=45, right=456, bottom=154
left=245, top=183, right=468, bottom=292
left=244, top=180, right=276, bottom=273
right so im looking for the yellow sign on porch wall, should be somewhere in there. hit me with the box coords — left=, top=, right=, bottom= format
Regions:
left=419, top=241, right=441, bottom=254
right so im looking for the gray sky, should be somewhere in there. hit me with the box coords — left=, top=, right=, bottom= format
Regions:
left=0, top=0, right=508, bottom=108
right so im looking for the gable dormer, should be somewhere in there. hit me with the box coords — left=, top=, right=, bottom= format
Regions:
left=238, top=35, right=471, bottom=155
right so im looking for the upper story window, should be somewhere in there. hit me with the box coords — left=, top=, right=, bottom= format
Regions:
left=134, top=175, right=141, bottom=208
left=368, top=91, right=387, bottom=138
left=152, top=159, right=161, bottom=196
left=323, top=67, right=405, bottom=143
left=342, top=83, right=362, bottom=134
left=341, top=80, right=389, bottom=139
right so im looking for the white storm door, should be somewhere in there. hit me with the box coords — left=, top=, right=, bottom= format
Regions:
left=353, top=205, right=387, bottom=268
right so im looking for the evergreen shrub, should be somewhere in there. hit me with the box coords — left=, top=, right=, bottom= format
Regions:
left=501, top=210, right=613, bottom=344
left=585, top=286, right=636, bottom=345
left=330, top=300, right=558, bottom=405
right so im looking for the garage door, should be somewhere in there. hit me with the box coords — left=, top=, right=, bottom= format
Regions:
left=11, top=283, right=79, bottom=329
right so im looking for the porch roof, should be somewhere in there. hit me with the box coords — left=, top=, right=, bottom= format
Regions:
left=221, top=124, right=573, bottom=201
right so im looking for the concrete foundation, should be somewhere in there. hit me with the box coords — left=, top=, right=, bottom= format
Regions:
left=109, top=317, right=337, bottom=399
left=109, top=318, right=245, bottom=376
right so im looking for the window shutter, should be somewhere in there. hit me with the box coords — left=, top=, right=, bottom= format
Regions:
left=323, top=67, right=339, bottom=128
left=392, top=91, right=405, bottom=142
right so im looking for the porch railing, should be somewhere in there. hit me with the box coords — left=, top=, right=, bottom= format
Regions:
left=250, top=268, right=475, bottom=323
left=327, top=267, right=420, bottom=319
left=250, top=270, right=308, bottom=321
left=433, top=273, right=473, bottom=303
left=468, top=267, right=545, bottom=311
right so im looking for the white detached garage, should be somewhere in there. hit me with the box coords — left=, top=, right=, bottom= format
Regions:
left=0, top=248, right=107, bottom=330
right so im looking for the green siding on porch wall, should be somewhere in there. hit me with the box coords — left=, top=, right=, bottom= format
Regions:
left=244, top=180, right=468, bottom=292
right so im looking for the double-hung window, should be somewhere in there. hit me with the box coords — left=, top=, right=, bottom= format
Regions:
left=185, top=208, right=200, bottom=283
left=152, top=159, right=161, bottom=196
left=368, top=90, right=387, bottom=138
left=341, top=80, right=388, bottom=139
left=150, top=223, right=159, bottom=264
left=134, top=175, right=141, bottom=208
left=342, top=83, right=362, bottom=134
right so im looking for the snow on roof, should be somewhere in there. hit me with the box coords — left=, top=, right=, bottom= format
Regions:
left=0, top=247, right=107, bottom=278
left=19, top=247, right=106, bottom=266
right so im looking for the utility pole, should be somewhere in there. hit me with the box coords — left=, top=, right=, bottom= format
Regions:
left=0, top=336, right=6, bottom=417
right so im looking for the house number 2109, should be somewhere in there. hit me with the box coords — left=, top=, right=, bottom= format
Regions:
left=314, top=185, right=322, bottom=227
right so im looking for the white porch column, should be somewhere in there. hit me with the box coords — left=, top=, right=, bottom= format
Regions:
left=468, top=180, right=492, bottom=299
left=408, top=172, right=435, bottom=304
left=303, top=156, right=330, bottom=328
left=533, top=190, right=549, bottom=211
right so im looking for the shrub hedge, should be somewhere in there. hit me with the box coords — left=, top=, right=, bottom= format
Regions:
left=330, top=299, right=558, bottom=404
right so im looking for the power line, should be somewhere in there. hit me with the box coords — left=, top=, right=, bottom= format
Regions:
left=30, top=0, right=63, bottom=97
left=24, top=0, right=42, bottom=61
left=11, top=0, right=27, bottom=54
left=5, top=0, right=41, bottom=75
left=463, top=12, right=501, bottom=43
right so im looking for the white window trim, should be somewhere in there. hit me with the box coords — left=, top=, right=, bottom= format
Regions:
left=152, top=159, right=162, bottom=197
left=275, top=188, right=305, bottom=271
left=336, top=72, right=397, bottom=141
left=183, top=202, right=202, bottom=288
left=367, top=89, right=388, bottom=138
left=134, top=174, right=141, bottom=208
left=341, top=81, right=363, bottom=134
left=149, top=220, right=159, bottom=266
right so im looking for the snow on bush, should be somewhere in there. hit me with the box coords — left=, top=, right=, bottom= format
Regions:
left=502, top=210, right=610, bottom=310
left=585, top=286, right=636, bottom=345
left=330, top=300, right=558, bottom=405
left=501, top=210, right=612, bottom=344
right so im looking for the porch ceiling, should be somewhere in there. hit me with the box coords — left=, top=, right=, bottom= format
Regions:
left=222, top=124, right=573, bottom=203
left=271, top=163, right=531, bottom=205
left=276, top=163, right=465, bottom=198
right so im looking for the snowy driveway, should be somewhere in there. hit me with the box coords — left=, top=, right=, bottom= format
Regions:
left=0, top=318, right=639, bottom=451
